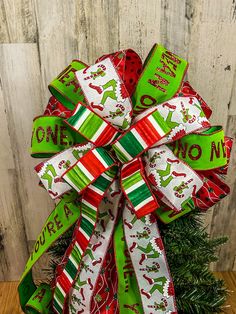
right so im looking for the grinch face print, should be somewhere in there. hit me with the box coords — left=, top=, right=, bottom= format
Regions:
left=76, top=58, right=132, bottom=130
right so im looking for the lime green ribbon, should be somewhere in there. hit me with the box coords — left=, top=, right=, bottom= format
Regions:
left=169, top=126, right=227, bottom=170
left=18, top=191, right=81, bottom=313
left=156, top=199, right=195, bottom=224
left=31, top=116, right=86, bottom=158
left=49, top=60, right=87, bottom=110
left=114, top=216, right=144, bottom=313
left=132, top=44, right=188, bottom=114
left=24, top=282, right=52, bottom=314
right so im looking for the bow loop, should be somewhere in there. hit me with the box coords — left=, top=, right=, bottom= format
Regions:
left=65, top=102, right=119, bottom=147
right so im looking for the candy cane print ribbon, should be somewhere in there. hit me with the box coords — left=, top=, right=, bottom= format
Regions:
left=123, top=203, right=177, bottom=313
left=18, top=190, right=81, bottom=313
left=75, top=58, right=133, bottom=131
left=132, top=44, right=188, bottom=115
left=133, top=96, right=210, bottom=145
left=144, top=145, right=203, bottom=212
left=169, top=126, right=227, bottom=170
left=176, top=81, right=212, bottom=119
left=69, top=180, right=122, bottom=314
left=91, top=201, right=127, bottom=314
left=53, top=167, right=117, bottom=313
left=96, top=49, right=143, bottom=96
left=49, top=60, right=87, bottom=110
left=35, top=143, right=93, bottom=199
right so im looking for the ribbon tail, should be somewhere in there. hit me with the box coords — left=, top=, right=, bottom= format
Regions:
left=114, top=211, right=144, bottom=314
left=18, top=190, right=81, bottom=313
left=69, top=179, right=122, bottom=313
left=123, top=202, right=177, bottom=313
left=53, top=167, right=117, bottom=313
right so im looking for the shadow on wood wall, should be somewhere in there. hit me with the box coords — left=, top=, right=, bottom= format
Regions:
left=0, top=0, right=235, bottom=280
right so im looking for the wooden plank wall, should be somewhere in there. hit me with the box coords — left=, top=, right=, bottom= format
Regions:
left=0, top=0, right=235, bottom=280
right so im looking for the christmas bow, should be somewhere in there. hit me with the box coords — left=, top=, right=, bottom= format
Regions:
left=19, top=44, right=232, bottom=314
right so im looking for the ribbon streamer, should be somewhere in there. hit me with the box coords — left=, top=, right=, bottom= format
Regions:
left=18, top=43, right=232, bottom=314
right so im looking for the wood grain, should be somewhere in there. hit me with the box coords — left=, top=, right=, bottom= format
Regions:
left=160, top=0, right=191, bottom=58
left=210, top=115, right=236, bottom=271
left=76, top=0, right=120, bottom=63
left=0, top=0, right=236, bottom=280
left=0, top=44, right=53, bottom=279
left=118, top=0, right=161, bottom=59
left=0, top=0, right=36, bottom=43
left=1, top=273, right=236, bottom=313
left=34, top=0, right=80, bottom=103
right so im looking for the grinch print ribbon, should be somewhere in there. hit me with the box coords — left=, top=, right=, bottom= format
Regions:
left=19, top=43, right=233, bottom=314
left=35, top=144, right=93, bottom=199
left=123, top=203, right=177, bottom=313
left=145, top=145, right=203, bottom=212
left=134, top=96, right=210, bottom=145
left=75, top=57, right=133, bottom=130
